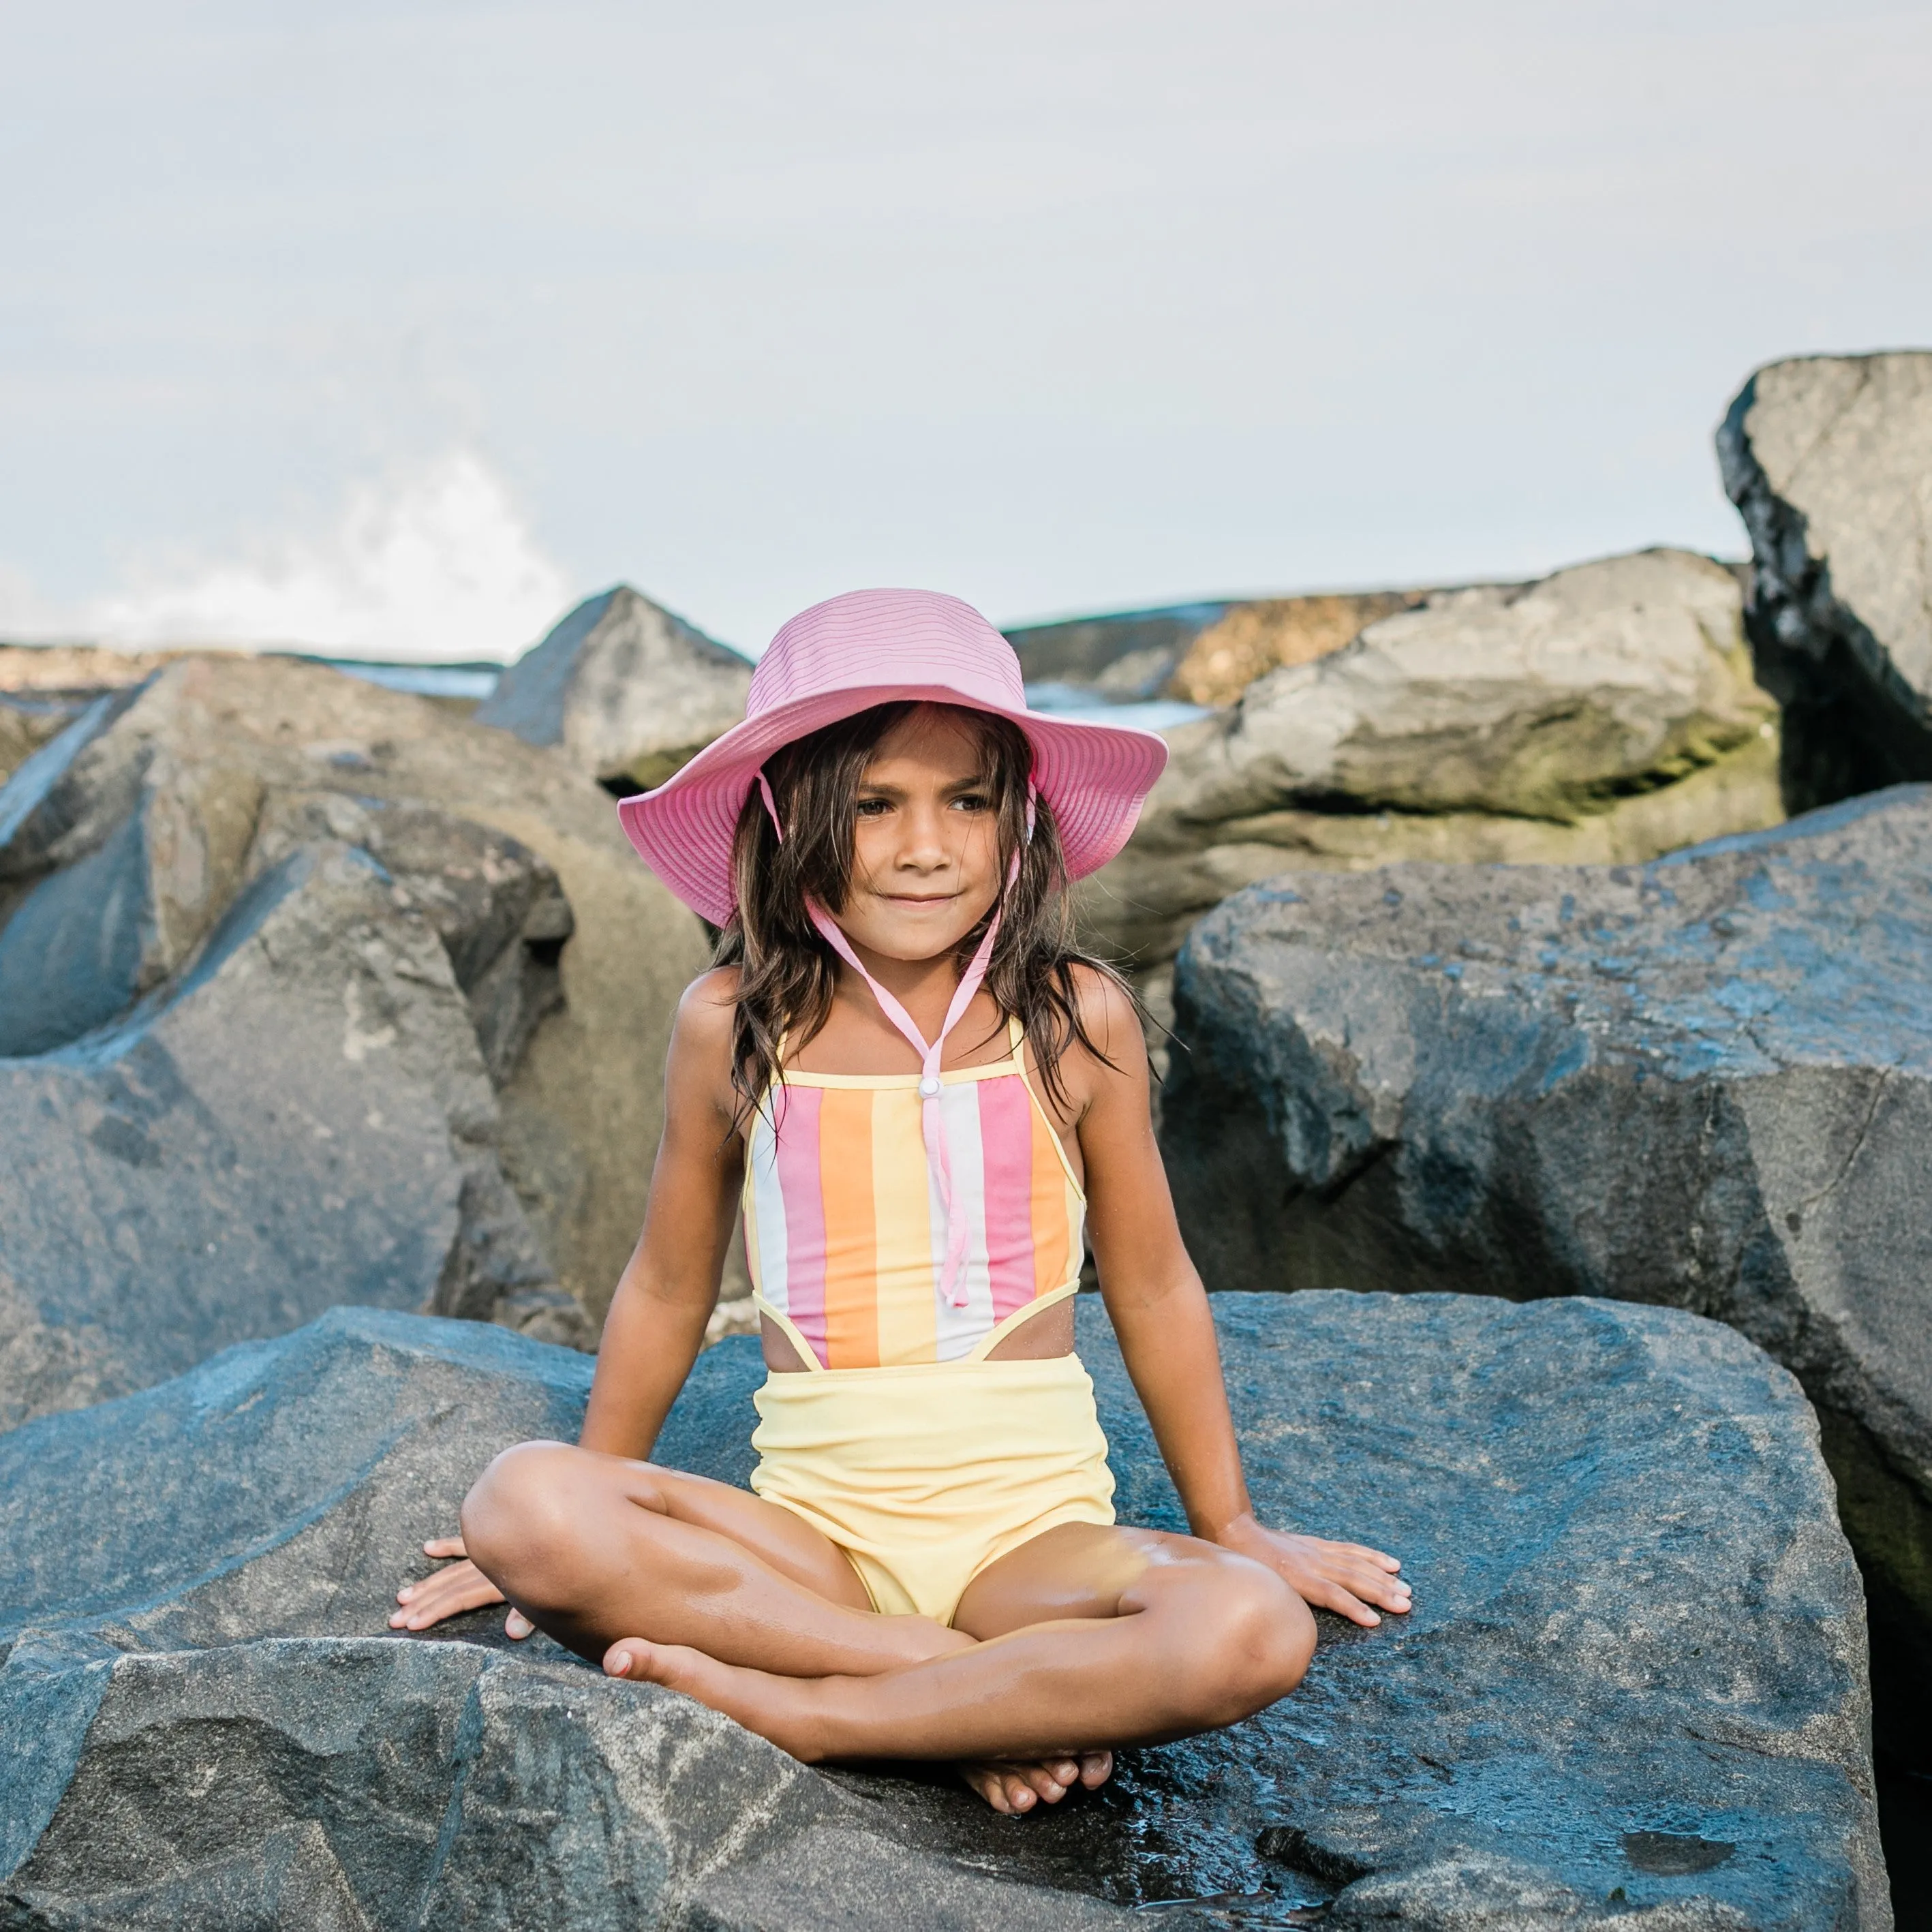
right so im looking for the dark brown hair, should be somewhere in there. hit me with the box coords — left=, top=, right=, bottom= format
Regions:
left=711, top=701, right=1130, bottom=1132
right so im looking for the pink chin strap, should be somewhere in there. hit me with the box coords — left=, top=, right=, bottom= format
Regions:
left=754, top=769, right=1029, bottom=1308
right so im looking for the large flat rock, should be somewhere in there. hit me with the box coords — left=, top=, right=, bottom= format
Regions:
left=0, top=1295, right=1884, bottom=1929
left=1719, top=352, right=1932, bottom=810
left=1082, top=549, right=1780, bottom=973
left=1161, top=784, right=1932, bottom=1765
left=0, top=656, right=714, bottom=1425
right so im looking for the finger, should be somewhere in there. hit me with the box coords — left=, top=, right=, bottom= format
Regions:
left=1321, top=1541, right=1401, bottom=1571
left=506, top=1609, right=534, bottom=1639
left=390, top=1578, right=505, bottom=1629
left=1336, top=1559, right=1409, bottom=1594
left=1351, top=1565, right=1411, bottom=1608
left=423, top=1537, right=468, bottom=1558
left=1313, top=1584, right=1381, bottom=1627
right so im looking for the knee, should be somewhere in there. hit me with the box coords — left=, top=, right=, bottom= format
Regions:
left=460, top=1439, right=595, bottom=1594
left=1184, top=1559, right=1315, bottom=1725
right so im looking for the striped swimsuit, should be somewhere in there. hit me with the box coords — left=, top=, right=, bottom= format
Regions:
left=741, top=1010, right=1116, bottom=1622
left=743, top=1016, right=1086, bottom=1370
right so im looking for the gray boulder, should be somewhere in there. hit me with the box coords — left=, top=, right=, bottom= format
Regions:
left=1082, top=549, right=1781, bottom=972
left=1160, top=784, right=1932, bottom=1765
left=0, top=655, right=714, bottom=1425
left=1718, top=352, right=1932, bottom=810
left=0, top=840, right=556, bottom=1431
left=474, top=585, right=754, bottom=791
left=0, top=1295, right=1885, bottom=1929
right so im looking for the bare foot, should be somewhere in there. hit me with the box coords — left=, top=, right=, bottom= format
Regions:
left=958, top=1751, right=1112, bottom=1815
left=604, top=1637, right=826, bottom=1760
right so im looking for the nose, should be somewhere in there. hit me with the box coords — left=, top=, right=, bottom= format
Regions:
left=893, top=796, right=955, bottom=873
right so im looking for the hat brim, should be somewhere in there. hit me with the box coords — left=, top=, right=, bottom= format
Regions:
left=617, top=683, right=1170, bottom=926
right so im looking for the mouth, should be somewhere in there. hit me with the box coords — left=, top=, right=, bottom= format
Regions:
left=878, top=892, right=959, bottom=909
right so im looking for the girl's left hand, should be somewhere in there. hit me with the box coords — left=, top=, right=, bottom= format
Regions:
left=1215, top=1515, right=1411, bottom=1627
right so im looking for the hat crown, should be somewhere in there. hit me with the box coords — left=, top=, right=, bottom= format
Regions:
left=748, top=588, right=1026, bottom=718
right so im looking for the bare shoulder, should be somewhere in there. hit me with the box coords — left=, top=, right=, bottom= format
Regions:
left=1065, top=962, right=1148, bottom=1083
left=678, top=964, right=741, bottom=1028
left=670, top=967, right=740, bottom=1080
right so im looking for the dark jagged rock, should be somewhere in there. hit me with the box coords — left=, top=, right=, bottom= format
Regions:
left=0, top=1297, right=1884, bottom=1928
left=1718, top=352, right=1932, bottom=812
left=0, top=656, right=715, bottom=1423
left=0, top=843, right=552, bottom=1430
left=1161, top=784, right=1932, bottom=1773
left=248, top=791, right=574, bottom=1084
left=474, top=585, right=753, bottom=791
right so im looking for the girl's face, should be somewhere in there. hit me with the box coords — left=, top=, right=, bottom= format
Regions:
left=837, top=705, right=1002, bottom=964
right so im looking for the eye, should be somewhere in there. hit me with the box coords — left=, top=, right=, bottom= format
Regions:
left=950, top=791, right=992, bottom=813
left=855, top=797, right=892, bottom=818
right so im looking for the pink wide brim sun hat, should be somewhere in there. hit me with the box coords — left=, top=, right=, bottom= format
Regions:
left=617, top=587, right=1170, bottom=925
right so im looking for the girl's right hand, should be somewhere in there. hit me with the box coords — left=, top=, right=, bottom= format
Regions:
left=390, top=1535, right=534, bottom=1639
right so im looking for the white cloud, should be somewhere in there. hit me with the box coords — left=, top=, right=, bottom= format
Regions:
left=76, top=453, right=572, bottom=664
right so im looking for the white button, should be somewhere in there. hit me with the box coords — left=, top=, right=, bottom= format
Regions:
left=919, top=1075, right=942, bottom=1098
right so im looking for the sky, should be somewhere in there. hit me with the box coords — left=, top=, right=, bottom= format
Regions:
left=1, top=1, right=1928, bottom=662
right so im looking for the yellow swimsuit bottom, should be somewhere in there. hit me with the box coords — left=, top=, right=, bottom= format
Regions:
left=749, top=1351, right=1116, bottom=1624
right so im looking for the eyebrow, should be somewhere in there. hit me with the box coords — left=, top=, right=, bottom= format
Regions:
left=855, top=773, right=992, bottom=799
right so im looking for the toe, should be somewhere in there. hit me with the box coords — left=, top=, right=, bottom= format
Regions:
left=1079, top=1751, right=1113, bottom=1788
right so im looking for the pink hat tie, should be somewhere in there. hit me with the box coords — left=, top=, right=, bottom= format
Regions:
left=758, top=774, right=1006, bottom=1309
left=806, top=905, right=999, bottom=1309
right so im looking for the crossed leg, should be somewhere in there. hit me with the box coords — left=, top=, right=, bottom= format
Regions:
left=459, top=1440, right=1315, bottom=1809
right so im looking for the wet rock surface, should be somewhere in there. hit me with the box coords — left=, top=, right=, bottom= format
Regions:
left=1084, top=549, right=1780, bottom=972
left=474, top=584, right=753, bottom=791
left=0, top=656, right=714, bottom=1424
left=1719, top=352, right=1932, bottom=810
left=0, top=1295, right=1883, bottom=1929
left=1161, top=784, right=1932, bottom=1772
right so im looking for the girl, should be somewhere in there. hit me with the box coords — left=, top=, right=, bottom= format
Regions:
left=393, top=589, right=1409, bottom=1815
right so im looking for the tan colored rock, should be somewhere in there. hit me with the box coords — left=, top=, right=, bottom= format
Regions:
left=0, top=643, right=181, bottom=692
left=0, top=699, right=61, bottom=787
left=1167, top=589, right=1428, bottom=707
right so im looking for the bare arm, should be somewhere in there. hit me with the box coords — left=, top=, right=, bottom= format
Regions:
left=393, top=968, right=745, bottom=1632
left=580, top=969, right=745, bottom=1456
left=1073, top=970, right=1409, bottom=1627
